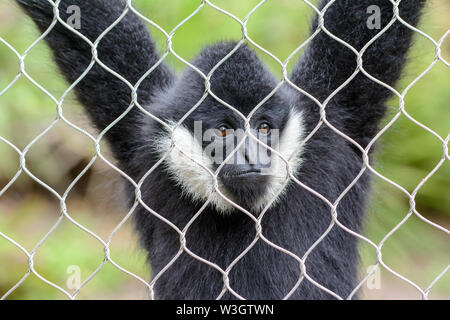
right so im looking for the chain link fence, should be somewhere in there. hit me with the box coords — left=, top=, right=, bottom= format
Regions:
left=0, top=0, right=449, bottom=300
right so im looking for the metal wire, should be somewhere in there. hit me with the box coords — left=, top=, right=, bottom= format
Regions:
left=0, top=0, right=448, bottom=300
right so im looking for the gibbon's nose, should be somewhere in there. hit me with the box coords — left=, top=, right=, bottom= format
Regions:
left=233, top=137, right=270, bottom=174
left=243, top=137, right=258, bottom=166
left=220, top=136, right=271, bottom=200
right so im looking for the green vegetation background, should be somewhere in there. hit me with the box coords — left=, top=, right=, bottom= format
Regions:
left=0, top=0, right=448, bottom=299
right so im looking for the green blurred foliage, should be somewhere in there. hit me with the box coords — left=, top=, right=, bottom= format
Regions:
left=0, top=0, right=448, bottom=299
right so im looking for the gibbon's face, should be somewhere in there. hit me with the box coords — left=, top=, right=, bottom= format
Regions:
left=154, top=45, right=305, bottom=213
left=155, top=102, right=305, bottom=214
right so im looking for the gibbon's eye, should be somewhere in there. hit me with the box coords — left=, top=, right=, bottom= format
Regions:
left=258, top=122, right=271, bottom=134
left=216, top=125, right=230, bottom=137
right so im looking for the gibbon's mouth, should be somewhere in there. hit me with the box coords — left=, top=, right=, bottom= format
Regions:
left=221, top=169, right=262, bottom=179
left=219, top=168, right=271, bottom=207
left=220, top=169, right=270, bottom=191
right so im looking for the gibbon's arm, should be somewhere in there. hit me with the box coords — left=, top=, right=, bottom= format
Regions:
left=16, top=0, right=174, bottom=164
left=291, top=0, right=426, bottom=147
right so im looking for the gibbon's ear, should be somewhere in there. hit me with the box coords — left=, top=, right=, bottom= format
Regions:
left=16, top=0, right=175, bottom=165
left=290, top=0, right=426, bottom=148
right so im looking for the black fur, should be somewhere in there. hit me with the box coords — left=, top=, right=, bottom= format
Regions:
left=16, top=0, right=425, bottom=299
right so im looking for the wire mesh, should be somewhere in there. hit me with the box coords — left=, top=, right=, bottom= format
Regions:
left=0, top=0, right=448, bottom=300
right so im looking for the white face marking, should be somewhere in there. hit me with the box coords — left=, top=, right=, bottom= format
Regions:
left=154, top=109, right=305, bottom=214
